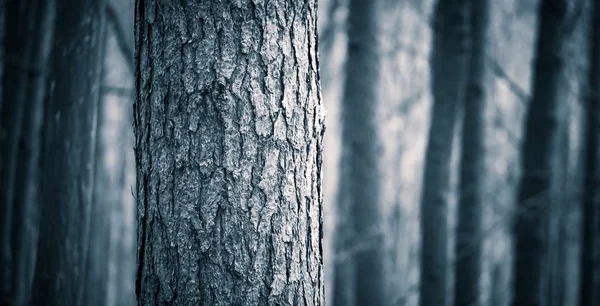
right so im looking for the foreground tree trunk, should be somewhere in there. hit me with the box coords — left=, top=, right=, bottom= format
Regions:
left=512, top=1, right=569, bottom=305
left=454, top=0, right=489, bottom=305
left=419, top=1, right=469, bottom=305
left=579, top=0, right=600, bottom=304
left=30, top=1, right=105, bottom=305
left=134, top=1, right=325, bottom=305
left=334, top=0, right=383, bottom=305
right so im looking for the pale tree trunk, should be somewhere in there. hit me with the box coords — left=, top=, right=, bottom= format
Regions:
left=334, top=0, right=383, bottom=305
left=580, top=0, right=600, bottom=304
left=30, top=0, right=105, bottom=305
left=512, top=1, right=570, bottom=305
left=134, top=1, right=325, bottom=305
left=419, top=0, right=469, bottom=305
left=454, top=0, right=489, bottom=305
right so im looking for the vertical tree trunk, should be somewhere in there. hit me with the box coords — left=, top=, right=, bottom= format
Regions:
left=420, top=1, right=469, bottom=306
left=579, top=0, right=600, bottom=304
left=334, top=0, right=383, bottom=305
left=0, top=2, right=37, bottom=300
left=10, top=1, right=56, bottom=305
left=30, top=0, right=105, bottom=305
left=0, top=1, right=55, bottom=304
left=512, top=1, right=569, bottom=305
left=454, top=0, right=489, bottom=305
left=134, top=1, right=325, bottom=305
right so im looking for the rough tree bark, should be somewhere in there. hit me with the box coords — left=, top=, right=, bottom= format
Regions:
left=419, top=1, right=469, bottom=306
left=579, top=0, right=600, bottom=304
left=512, top=1, right=569, bottom=305
left=30, top=0, right=105, bottom=305
left=134, top=1, right=325, bottom=305
left=454, top=0, right=489, bottom=305
left=334, top=0, right=383, bottom=305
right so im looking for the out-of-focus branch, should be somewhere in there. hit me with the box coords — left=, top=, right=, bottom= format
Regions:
left=105, top=2, right=134, bottom=73
left=101, top=85, right=133, bottom=97
left=488, top=57, right=529, bottom=103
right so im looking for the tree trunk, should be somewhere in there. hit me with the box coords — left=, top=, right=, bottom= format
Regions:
left=0, top=2, right=37, bottom=300
left=30, top=0, right=105, bottom=305
left=579, top=0, right=600, bottom=304
left=133, top=1, right=325, bottom=305
left=454, top=0, right=488, bottom=305
left=419, top=1, right=469, bottom=305
left=10, top=1, right=56, bottom=305
left=334, top=0, right=383, bottom=305
left=512, top=1, right=569, bottom=305
left=0, top=1, right=55, bottom=304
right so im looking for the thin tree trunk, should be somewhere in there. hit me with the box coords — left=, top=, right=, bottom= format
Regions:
left=134, top=1, right=325, bottom=305
left=30, top=1, right=105, bottom=305
left=579, top=0, right=600, bottom=304
left=512, top=1, right=569, bottom=305
left=454, top=0, right=489, bottom=305
left=419, top=1, right=469, bottom=306
left=10, top=1, right=56, bottom=305
left=334, top=0, right=383, bottom=305
left=0, top=2, right=37, bottom=300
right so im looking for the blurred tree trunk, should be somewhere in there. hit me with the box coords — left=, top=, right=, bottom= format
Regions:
left=0, top=2, right=36, bottom=300
left=512, top=0, right=569, bottom=305
left=454, top=0, right=488, bottom=305
left=133, top=1, right=324, bottom=305
left=0, top=1, right=55, bottom=304
left=579, top=0, right=600, bottom=304
left=419, top=0, right=469, bottom=305
left=334, top=0, right=383, bottom=305
left=30, top=0, right=105, bottom=305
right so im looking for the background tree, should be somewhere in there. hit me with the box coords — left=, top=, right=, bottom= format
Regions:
left=512, top=0, right=571, bottom=305
left=419, top=0, right=469, bottom=305
left=580, top=0, right=600, bottom=304
left=133, top=0, right=325, bottom=304
left=30, top=0, right=105, bottom=305
left=334, top=0, right=384, bottom=304
left=454, top=0, right=489, bottom=305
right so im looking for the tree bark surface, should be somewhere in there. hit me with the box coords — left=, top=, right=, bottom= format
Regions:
left=134, top=1, right=325, bottom=305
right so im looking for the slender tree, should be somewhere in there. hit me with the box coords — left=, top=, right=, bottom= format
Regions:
left=334, top=0, right=383, bottom=305
left=0, top=1, right=56, bottom=304
left=133, top=1, right=325, bottom=304
left=454, top=0, right=489, bottom=305
left=579, top=0, right=600, bottom=304
left=30, top=0, right=105, bottom=305
left=512, top=0, right=570, bottom=305
left=419, top=0, right=469, bottom=305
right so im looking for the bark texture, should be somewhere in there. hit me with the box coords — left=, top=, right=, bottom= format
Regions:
left=454, top=0, right=488, bottom=305
left=134, top=1, right=325, bottom=305
left=512, top=1, right=569, bottom=305
left=30, top=0, right=105, bottom=305
left=580, top=0, right=600, bottom=304
left=334, top=0, right=383, bottom=305
left=419, top=1, right=469, bottom=306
